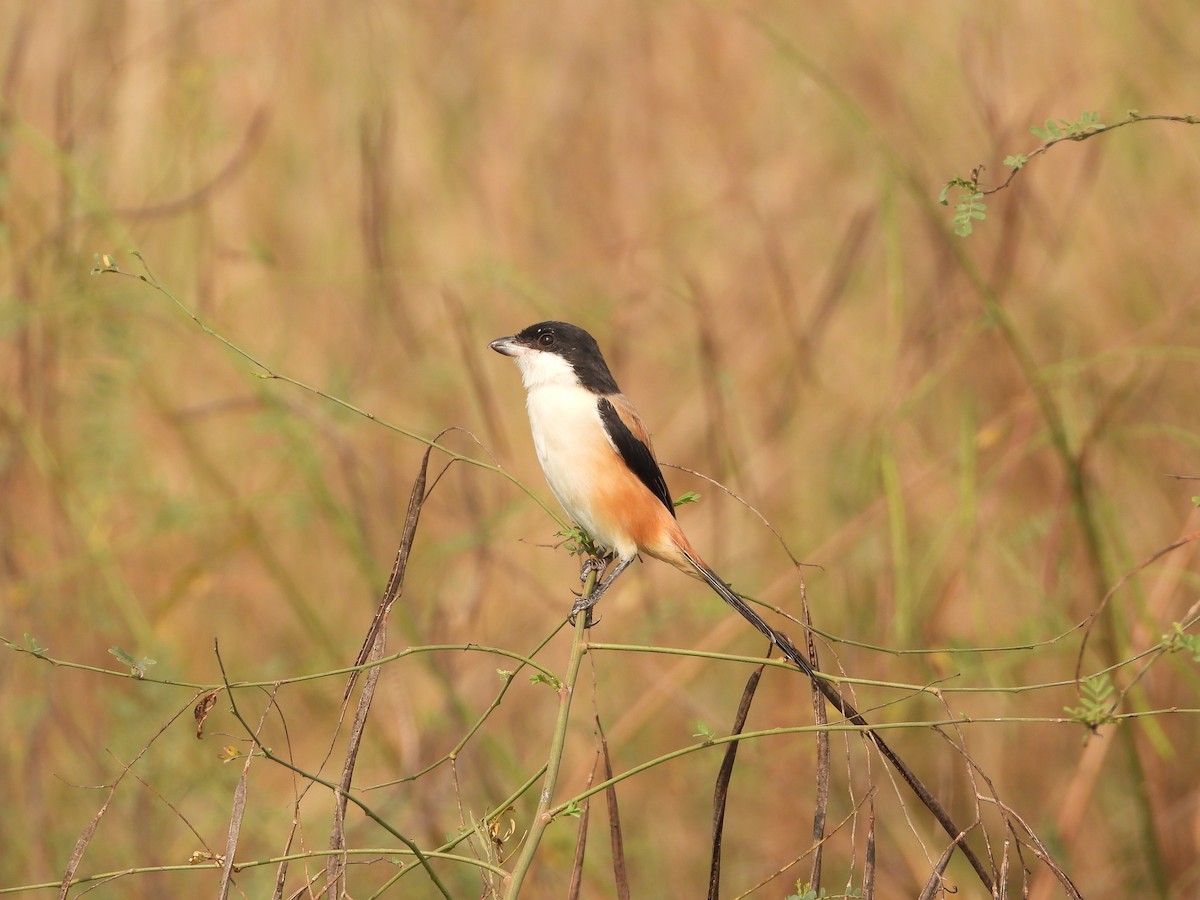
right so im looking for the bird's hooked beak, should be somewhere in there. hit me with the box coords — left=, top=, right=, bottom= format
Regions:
left=488, top=335, right=522, bottom=357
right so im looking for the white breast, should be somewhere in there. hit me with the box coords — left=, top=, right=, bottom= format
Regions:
left=523, top=382, right=629, bottom=555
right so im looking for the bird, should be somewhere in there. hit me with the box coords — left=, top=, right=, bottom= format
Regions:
left=488, top=320, right=816, bottom=675
left=488, top=321, right=998, bottom=891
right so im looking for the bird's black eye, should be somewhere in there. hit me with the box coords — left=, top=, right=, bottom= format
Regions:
left=537, top=331, right=556, bottom=348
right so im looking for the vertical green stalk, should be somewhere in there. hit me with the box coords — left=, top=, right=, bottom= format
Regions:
left=503, top=569, right=597, bottom=898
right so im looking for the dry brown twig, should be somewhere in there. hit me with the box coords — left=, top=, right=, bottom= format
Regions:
left=328, top=444, right=432, bottom=896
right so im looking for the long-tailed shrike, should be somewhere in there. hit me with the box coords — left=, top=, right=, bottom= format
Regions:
left=489, top=320, right=814, bottom=674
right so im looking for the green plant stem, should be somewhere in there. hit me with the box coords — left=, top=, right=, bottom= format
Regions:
left=503, top=571, right=596, bottom=898
left=0, top=635, right=558, bottom=690
left=0, top=847, right=507, bottom=896
left=585, top=641, right=1168, bottom=695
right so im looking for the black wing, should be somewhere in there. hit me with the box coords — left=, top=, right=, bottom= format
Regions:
left=597, top=397, right=676, bottom=518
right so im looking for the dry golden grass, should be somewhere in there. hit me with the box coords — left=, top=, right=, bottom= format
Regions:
left=2, top=2, right=1199, bottom=898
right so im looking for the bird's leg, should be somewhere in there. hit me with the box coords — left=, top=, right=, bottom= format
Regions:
left=570, top=556, right=633, bottom=625
left=578, top=552, right=614, bottom=584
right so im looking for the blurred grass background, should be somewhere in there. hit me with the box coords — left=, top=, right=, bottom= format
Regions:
left=2, top=2, right=1199, bottom=897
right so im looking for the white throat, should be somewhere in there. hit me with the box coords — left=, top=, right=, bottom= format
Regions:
left=515, top=349, right=580, bottom=391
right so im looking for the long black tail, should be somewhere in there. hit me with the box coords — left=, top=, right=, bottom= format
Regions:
left=688, top=555, right=817, bottom=678
left=681, top=549, right=996, bottom=892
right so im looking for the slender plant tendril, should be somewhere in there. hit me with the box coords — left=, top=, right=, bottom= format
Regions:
left=213, top=642, right=453, bottom=900
left=940, top=111, right=1199, bottom=236
left=90, top=252, right=568, bottom=529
